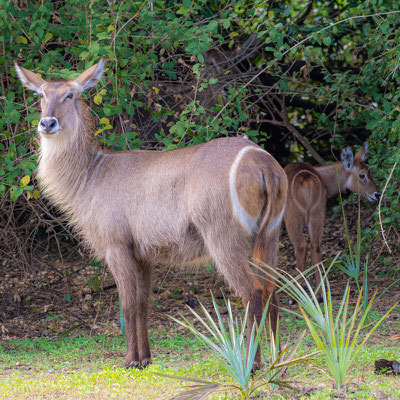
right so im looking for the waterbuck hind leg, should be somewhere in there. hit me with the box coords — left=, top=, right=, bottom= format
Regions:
left=308, top=207, right=325, bottom=302
left=253, top=224, right=281, bottom=342
left=201, top=228, right=264, bottom=370
left=284, top=213, right=309, bottom=297
left=284, top=213, right=307, bottom=275
left=246, top=277, right=264, bottom=372
left=105, top=246, right=141, bottom=368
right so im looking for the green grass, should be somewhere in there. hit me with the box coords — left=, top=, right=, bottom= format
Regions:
left=1, top=323, right=399, bottom=399
left=0, top=333, right=223, bottom=400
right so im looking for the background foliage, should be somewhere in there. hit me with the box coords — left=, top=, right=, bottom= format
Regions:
left=0, top=0, right=399, bottom=269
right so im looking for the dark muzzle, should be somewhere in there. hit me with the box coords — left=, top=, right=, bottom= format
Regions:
left=39, top=117, right=59, bottom=133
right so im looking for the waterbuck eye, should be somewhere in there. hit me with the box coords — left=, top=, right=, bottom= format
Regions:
left=359, top=173, right=366, bottom=180
left=66, top=92, right=73, bottom=99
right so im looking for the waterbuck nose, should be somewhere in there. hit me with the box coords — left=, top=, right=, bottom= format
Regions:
left=39, top=117, right=59, bottom=133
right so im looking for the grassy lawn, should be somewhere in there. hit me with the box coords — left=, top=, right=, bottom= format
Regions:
left=1, top=313, right=399, bottom=400
left=0, top=333, right=218, bottom=400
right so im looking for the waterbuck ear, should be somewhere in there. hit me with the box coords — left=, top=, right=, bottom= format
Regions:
left=14, top=61, right=46, bottom=93
left=73, top=57, right=105, bottom=93
left=341, top=146, right=354, bottom=171
left=355, top=141, right=368, bottom=161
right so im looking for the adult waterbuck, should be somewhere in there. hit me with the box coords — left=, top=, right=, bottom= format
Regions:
left=284, top=144, right=380, bottom=291
left=15, top=58, right=288, bottom=369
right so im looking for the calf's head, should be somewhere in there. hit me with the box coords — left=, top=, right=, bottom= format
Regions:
left=341, top=143, right=380, bottom=202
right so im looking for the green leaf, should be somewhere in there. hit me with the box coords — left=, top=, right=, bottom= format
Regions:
left=176, top=6, right=190, bottom=15
left=311, top=32, right=321, bottom=45
left=42, top=32, right=53, bottom=44
left=24, top=113, right=41, bottom=122
left=382, top=100, right=391, bottom=113
left=280, top=79, right=289, bottom=91
left=322, top=36, right=331, bottom=46
left=79, top=51, right=89, bottom=60
left=304, top=47, right=313, bottom=56
left=16, top=36, right=28, bottom=44
left=10, top=186, right=24, bottom=201
left=20, top=175, right=30, bottom=188
left=99, top=117, right=110, bottom=125
left=206, top=21, right=218, bottom=32
left=222, top=20, right=230, bottom=29
left=94, top=94, right=102, bottom=105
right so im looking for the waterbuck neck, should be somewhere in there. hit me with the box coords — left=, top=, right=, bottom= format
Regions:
left=315, top=162, right=350, bottom=198
left=37, top=101, right=104, bottom=216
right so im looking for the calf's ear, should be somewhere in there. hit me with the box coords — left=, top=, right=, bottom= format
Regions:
left=341, top=146, right=354, bottom=171
left=355, top=141, right=368, bottom=161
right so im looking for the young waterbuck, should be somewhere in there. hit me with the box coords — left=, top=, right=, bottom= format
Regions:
left=284, top=144, right=380, bottom=291
left=15, top=58, right=288, bottom=369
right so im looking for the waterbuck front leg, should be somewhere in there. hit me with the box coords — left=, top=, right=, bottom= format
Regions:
left=136, top=263, right=153, bottom=367
left=105, top=245, right=144, bottom=368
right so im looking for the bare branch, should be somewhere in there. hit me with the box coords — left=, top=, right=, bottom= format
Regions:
left=279, top=0, right=314, bottom=32
left=279, top=97, right=326, bottom=165
left=251, top=92, right=326, bottom=165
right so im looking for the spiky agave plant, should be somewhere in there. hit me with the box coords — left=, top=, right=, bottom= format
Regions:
left=158, top=292, right=317, bottom=399
left=254, top=261, right=397, bottom=390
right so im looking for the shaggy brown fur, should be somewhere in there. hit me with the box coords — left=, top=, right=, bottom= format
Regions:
left=15, top=58, right=288, bottom=369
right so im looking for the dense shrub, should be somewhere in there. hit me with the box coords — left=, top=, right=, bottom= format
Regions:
left=0, top=0, right=399, bottom=265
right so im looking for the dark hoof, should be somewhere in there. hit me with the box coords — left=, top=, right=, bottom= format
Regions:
left=125, top=358, right=152, bottom=369
left=125, top=360, right=142, bottom=369
left=251, top=362, right=263, bottom=374
left=140, top=358, right=152, bottom=368
left=288, top=297, right=297, bottom=306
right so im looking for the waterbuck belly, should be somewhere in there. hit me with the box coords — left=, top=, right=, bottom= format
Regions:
left=136, top=222, right=209, bottom=267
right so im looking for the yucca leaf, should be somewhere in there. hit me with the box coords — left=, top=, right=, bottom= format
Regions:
left=298, top=306, right=325, bottom=351
left=338, top=286, right=350, bottom=352
left=171, top=384, right=221, bottom=400
left=155, top=373, right=218, bottom=385
left=351, top=302, right=398, bottom=364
